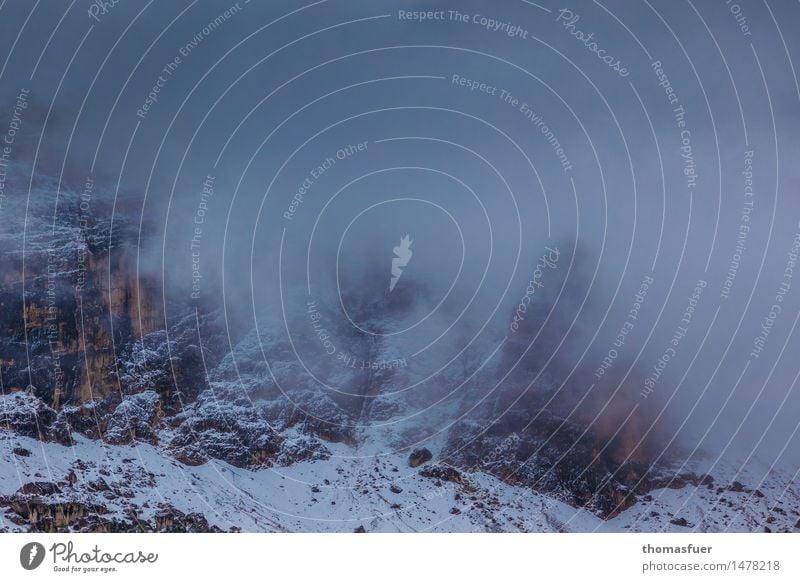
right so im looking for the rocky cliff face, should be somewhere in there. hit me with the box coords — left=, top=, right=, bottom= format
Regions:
left=0, top=179, right=162, bottom=413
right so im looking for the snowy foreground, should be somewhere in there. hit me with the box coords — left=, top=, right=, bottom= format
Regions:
left=1, top=429, right=797, bottom=533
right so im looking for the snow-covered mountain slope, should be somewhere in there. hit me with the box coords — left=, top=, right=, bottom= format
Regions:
left=1, top=428, right=797, bottom=533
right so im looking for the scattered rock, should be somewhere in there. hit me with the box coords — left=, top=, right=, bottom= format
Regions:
left=153, top=505, right=222, bottom=533
left=729, top=481, right=746, bottom=493
left=86, top=478, right=109, bottom=492
left=6, top=487, right=108, bottom=532
left=419, top=464, right=466, bottom=485
left=16, top=482, right=62, bottom=496
left=389, top=484, right=403, bottom=494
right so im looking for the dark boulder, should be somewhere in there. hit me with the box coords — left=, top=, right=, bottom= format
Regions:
left=409, top=448, right=432, bottom=468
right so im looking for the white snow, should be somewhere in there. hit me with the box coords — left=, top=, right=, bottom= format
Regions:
left=3, top=428, right=796, bottom=532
